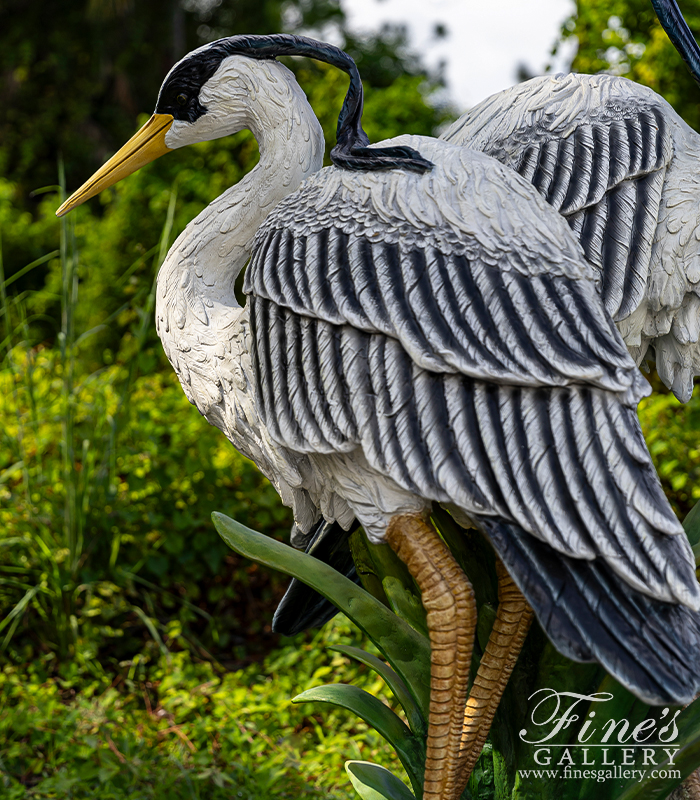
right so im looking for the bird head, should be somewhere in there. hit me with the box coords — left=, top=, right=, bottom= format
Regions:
left=56, top=33, right=433, bottom=218
left=55, top=40, right=224, bottom=217
left=55, top=34, right=364, bottom=218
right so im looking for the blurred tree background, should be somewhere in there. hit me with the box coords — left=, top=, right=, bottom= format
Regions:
left=3, top=0, right=700, bottom=796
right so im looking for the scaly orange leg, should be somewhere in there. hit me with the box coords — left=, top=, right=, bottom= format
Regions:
left=457, top=558, right=533, bottom=790
left=386, top=513, right=477, bottom=800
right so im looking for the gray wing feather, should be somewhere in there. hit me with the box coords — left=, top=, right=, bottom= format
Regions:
left=299, top=316, right=349, bottom=451
left=444, top=96, right=672, bottom=323
left=285, top=311, right=328, bottom=451
left=249, top=292, right=697, bottom=608
left=248, top=227, right=634, bottom=395
left=484, top=517, right=700, bottom=704
left=317, top=320, right=358, bottom=442
left=244, top=139, right=696, bottom=608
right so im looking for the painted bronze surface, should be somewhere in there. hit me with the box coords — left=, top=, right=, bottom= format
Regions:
left=387, top=513, right=476, bottom=800
left=57, top=7, right=700, bottom=793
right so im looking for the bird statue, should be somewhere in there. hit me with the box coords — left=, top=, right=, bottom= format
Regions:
left=56, top=31, right=700, bottom=800
left=441, top=0, right=700, bottom=404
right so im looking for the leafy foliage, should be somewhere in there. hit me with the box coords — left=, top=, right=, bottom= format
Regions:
left=214, top=507, right=700, bottom=800
left=212, top=513, right=431, bottom=719
left=0, top=617, right=406, bottom=799
left=0, top=196, right=295, bottom=675
left=345, top=761, right=417, bottom=800
left=638, top=377, right=700, bottom=519
left=0, top=348, right=294, bottom=664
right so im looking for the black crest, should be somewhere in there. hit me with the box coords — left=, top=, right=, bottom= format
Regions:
left=154, top=33, right=433, bottom=174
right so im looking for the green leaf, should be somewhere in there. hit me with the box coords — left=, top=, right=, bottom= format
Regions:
left=345, top=760, right=416, bottom=800
left=293, top=683, right=424, bottom=796
left=682, top=500, right=700, bottom=561
left=0, top=584, right=42, bottom=651
left=615, top=696, right=700, bottom=800
left=212, top=512, right=431, bottom=719
left=350, top=531, right=427, bottom=638
left=349, top=529, right=393, bottom=608
left=330, top=645, right=426, bottom=738
left=130, top=606, right=170, bottom=659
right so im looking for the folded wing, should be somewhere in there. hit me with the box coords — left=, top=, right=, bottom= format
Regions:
left=244, top=139, right=699, bottom=615
left=441, top=73, right=673, bottom=324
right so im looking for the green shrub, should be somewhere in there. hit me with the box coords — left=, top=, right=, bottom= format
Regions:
left=0, top=343, right=295, bottom=670
left=638, top=375, right=700, bottom=519
left=0, top=197, right=294, bottom=676
left=0, top=616, right=406, bottom=799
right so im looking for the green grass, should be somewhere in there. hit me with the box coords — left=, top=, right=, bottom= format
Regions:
left=0, top=617, right=407, bottom=799
left=0, top=177, right=294, bottom=674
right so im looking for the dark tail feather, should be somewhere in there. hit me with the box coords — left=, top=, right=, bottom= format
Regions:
left=481, top=518, right=700, bottom=705
left=272, top=519, right=360, bottom=636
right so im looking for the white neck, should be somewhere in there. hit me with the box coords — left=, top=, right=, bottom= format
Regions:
left=157, top=58, right=324, bottom=320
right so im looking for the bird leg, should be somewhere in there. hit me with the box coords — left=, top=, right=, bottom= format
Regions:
left=386, top=513, right=477, bottom=800
left=457, top=558, right=534, bottom=789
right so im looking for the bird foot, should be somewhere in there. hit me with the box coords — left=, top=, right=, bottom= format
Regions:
left=387, top=513, right=477, bottom=800
left=387, top=514, right=533, bottom=800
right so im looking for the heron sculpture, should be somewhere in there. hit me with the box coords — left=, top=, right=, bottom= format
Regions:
left=57, top=29, right=700, bottom=800
left=443, top=0, right=700, bottom=404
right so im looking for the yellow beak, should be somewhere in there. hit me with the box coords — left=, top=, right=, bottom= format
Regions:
left=56, top=114, right=174, bottom=217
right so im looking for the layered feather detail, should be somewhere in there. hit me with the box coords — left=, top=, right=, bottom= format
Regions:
left=442, top=72, right=700, bottom=401
left=244, top=137, right=699, bottom=620
left=250, top=296, right=698, bottom=611
left=483, top=518, right=700, bottom=704
left=246, top=138, right=642, bottom=400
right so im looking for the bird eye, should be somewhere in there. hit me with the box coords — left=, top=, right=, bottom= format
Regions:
left=176, top=93, right=188, bottom=106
